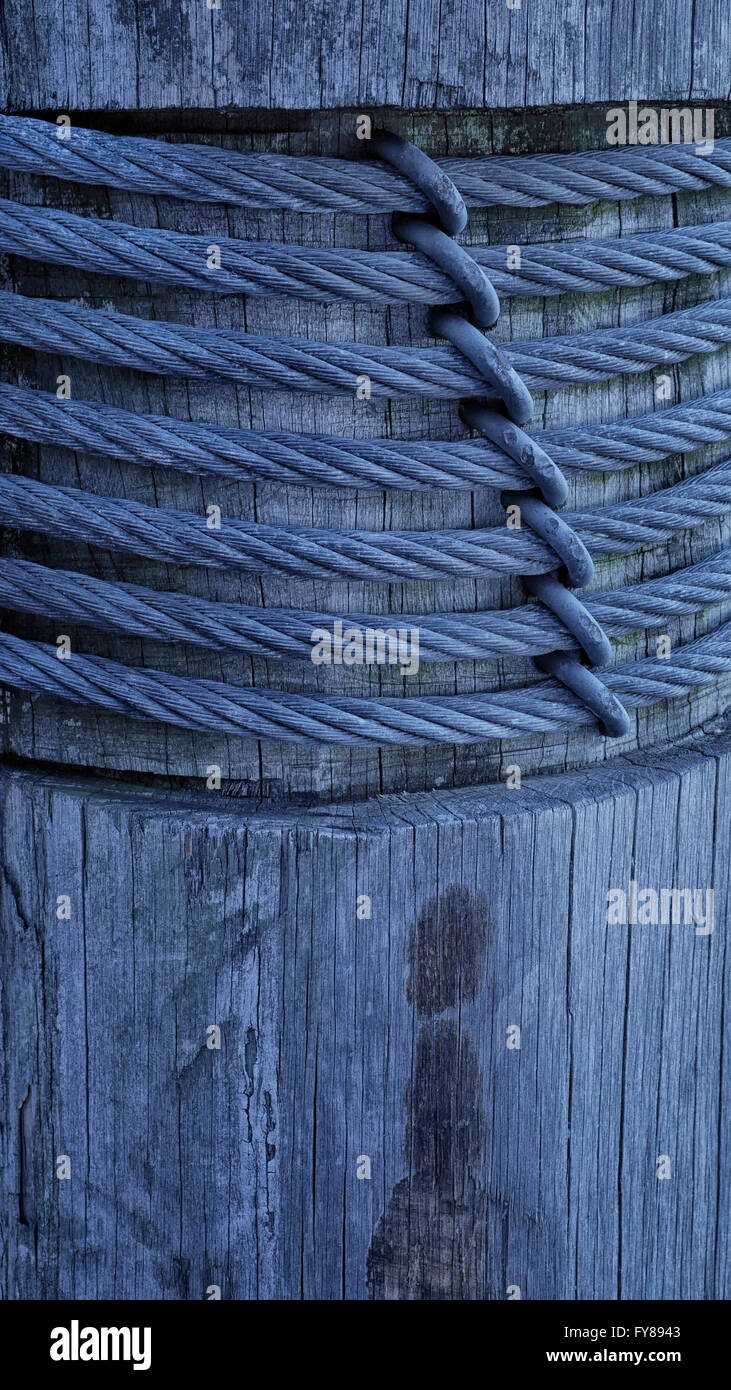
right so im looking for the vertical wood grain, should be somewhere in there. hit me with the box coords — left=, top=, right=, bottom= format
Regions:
left=2, top=722, right=728, bottom=1299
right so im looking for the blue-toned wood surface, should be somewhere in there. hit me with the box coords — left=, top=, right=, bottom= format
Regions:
left=0, top=1, right=729, bottom=1301
left=2, top=724, right=729, bottom=1298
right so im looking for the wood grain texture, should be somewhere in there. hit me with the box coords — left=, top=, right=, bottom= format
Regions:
left=2, top=105, right=731, bottom=799
left=2, top=717, right=728, bottom=1300
left=1, top=2, right=729, bottom=1308
left=0, top=0, right=729, bottom=113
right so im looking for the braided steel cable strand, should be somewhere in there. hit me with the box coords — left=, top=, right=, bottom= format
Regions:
left=1, top=552, right=729, bottom=663
left=371, top=130, right=629, bottom=734
left=0, top=623, right=728, bottom=746
left=0, top=123, right=725, bottom=743
left=3, top=289, right=731, bottom=396
left=2, top=380, right=731, bottom=490
left=1, top=460, right=728, bottom=581
left=1, top=115, right=731, bottom=212
left=5, top=198, right=731, bottom=303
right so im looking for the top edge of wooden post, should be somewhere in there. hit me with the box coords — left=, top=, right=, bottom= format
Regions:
left=1, top=1, right=729, bottom=114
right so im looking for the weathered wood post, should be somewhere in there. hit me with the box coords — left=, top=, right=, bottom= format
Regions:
left=1, top=4, right=729, bottom=1302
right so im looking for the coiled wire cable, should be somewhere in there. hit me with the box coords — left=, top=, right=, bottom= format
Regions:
left=369, top=130, right=629, bottom=736
left=0, top=122, right=729, bottom=744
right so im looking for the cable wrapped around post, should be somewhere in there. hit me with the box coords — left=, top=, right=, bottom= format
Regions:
left=1, top=456, right=728, bottom=580
left=1, top=552, right=728, bottom=664
left=3, top=289, right=731, bottom=395
left=1, top=114, right=731, bottom=213
left=0, top=121, right=728, bottom=748
left=3, top=380, right=731, bottom=491
left=0, top=624, right=727, bottom=746
left=369, top=130, right=630, bottom=738
left=4, top=199, right=731, bottom=303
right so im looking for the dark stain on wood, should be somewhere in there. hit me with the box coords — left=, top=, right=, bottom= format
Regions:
left=368, top=1026, right=491, bottom=1299
left=407, top=884, right=490, bottom=1016
left=371, top=883, right=493, bottom=1298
